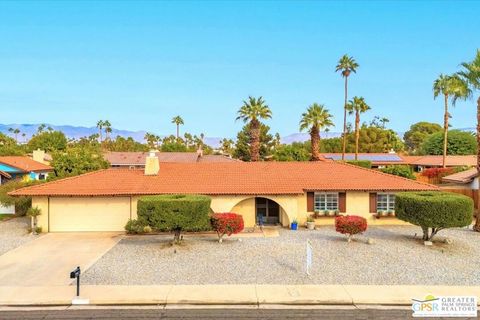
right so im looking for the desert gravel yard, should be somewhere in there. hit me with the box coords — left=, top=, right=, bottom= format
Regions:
left=83, top=226, right=480, bottom=285
left=0, top=217, right=38, bottom=255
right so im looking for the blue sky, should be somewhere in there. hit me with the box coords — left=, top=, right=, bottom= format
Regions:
left=0, top=1, right=479, bottom=138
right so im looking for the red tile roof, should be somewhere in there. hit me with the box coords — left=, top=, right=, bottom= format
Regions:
left=10, top=161, right=437, bottom=197
left=104, top=151, right=239, bottom=165
left=402, top=155, right=477, bottom=167
left=0, top=156, right=52, bottom=172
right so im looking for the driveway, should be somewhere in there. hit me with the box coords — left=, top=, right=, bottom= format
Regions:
left=0, top=233, right=122, bottom=286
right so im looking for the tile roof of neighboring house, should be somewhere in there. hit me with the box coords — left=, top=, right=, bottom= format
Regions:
left=442, top=168, right=479, bottom=184
left=402, top=155, right=477, bottom=167
left=0, top=171, right=12, bottom=179
left=0, top=156, right=52, bottom=173
left=104, top=151, right=238, bottom=165
left=10, top=161, right=437, bottom=197
left=321, top=153, right=404, bottom=165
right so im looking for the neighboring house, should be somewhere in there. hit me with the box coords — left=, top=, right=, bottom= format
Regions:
left=321, top=153, right=404, bottom=169
left=402, top=155, right=477, bottom=172
left=104, top=151, right=239, bottom=168
left=0, top=155, right=53, bottom=215
left=11, top=152, right=437, bottom=232
left=0, top=156, right=52, bottom=184
left=441, top=168, right=479, bottom=209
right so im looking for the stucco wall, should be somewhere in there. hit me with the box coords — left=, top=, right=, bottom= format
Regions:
left=30, top=191, right=409, bottom=233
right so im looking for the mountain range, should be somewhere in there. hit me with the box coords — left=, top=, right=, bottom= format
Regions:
left=0, top=123, right=475, bottom=149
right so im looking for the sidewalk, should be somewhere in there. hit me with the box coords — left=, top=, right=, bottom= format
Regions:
left=1, top=285, right=479, bottom=306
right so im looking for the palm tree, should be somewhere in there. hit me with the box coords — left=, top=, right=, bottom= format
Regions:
left=236, top=96, right=272, bottom=162
left=103, top=120, right=112, bottom=141
left=220, top=138, right=234, bottom=156
left=336, top=54, right=359, bottom=161
left=299, top=103, right=334, bottom=161
left=380, top=117, right=390, bottom=129
left=37, top=123, right=46, bottom=133
left=96, top=120, right=104, bottom=142
left=458, top=50, right=480, bottom=232
left=171, top=116, right=184, bottom=139
left=433, top=74, right=471, bottom=168
left=346, top=97, right=371, bottom=160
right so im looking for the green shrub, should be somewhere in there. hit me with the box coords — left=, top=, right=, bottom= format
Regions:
left=0, top=179, right=42, bottom=216
left=381, top=165, right=416, bottom=180
left=346, top=160, right=372, bottom=169
left=125, top=218, right=148, bottom=234
left=137, top=194, right=211, bottom=242
left=395, top=192, right=473, bottom=241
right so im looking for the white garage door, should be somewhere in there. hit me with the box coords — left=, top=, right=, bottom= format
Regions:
left=49, top=197, right=131, bottom=232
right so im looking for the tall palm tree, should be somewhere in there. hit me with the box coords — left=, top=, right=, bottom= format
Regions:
left=433, top=74, right=471, bottom=168
left=458, top=50, right=480, bottom=232
left=171, top=116, right=184, bottom=139
left=236, top=96, right=272, bottom=162
left=336, top=54, right=359, bottom=161
left=299, top=103, right=334, bottom=161
left=346, top=97, right=371, bottom=160
left=96, top=120, right=104, bottom=142
left=103, top=120, right=112, bottom=141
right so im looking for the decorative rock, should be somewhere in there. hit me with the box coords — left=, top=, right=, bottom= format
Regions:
left=424, top=241, right=433, bottom=246
left=238, top=238, right=242, bottom=242
left=367, top=238, right=375, bottom=245
left=444, top=238, right=453, bottom=244
left=219, top=238, right=223, bottom=243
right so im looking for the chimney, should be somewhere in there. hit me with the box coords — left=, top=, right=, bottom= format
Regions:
left=144, top=151, right=159, bottom=175
left=197, top=145, right=203, bottom=158
left=32, top=149, right=46, bottom=164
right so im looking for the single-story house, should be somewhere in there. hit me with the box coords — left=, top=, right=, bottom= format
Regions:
left=442, top=168, right=479, bottom=189
left=10, top=152, right=438, bottom=232
left=402, top=155, right=476, bottom=172
left=0, top=156, right=52, bottom=185
left=321, top=153, right=405, bottom=169
left=105, top=150, right=239, bottom=168
left=0, top=155, right=53, bottom=214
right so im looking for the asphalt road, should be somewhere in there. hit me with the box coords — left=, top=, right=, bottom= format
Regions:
left=0, top=306, right=477, bottom=320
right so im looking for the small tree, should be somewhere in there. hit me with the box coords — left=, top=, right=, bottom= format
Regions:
left=335, top=215, right=367, bottom=242
left=395, top=192, right=473, bottom=241
left=211, top=213, right=244, bottom=242
left=27, top=206, right=42, bottom=235
left=137, top=194, right=211, bottom=243
left=380, top=165, right=416, bottom=180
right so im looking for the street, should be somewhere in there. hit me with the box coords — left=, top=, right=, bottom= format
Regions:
left=0, top=306, right=477, bottom=320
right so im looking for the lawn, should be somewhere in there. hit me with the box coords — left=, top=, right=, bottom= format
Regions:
left=82, top=226, right=480, bottom=286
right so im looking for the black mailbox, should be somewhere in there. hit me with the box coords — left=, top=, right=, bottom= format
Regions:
left=70, top=266, right=81, bottom=296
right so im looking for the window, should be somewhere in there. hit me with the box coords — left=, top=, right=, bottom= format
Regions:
left=314, top=192, right=339, bottom=211
left=377, top=193, right=395, bottom=211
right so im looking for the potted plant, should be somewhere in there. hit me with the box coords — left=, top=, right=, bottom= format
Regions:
left=387, top=209, right=395, bottom=216
left=313, top=210, right=321, bottom=219
left=323, top=210, right=329, bottom=216
left=334, top=209, right=340, bottom=216
left=306, top=216, right=315, bottom=230
left=290, top=219, right=298, bottom=230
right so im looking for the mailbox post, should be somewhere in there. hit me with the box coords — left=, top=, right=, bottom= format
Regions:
left=70, top=266, right=81, bottom=297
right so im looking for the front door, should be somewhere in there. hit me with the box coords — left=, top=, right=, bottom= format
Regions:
left=255, top=197, right=280, bottom=225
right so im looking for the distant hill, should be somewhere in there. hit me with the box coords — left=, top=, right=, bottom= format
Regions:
left=1, top=123, right=474, bottom=149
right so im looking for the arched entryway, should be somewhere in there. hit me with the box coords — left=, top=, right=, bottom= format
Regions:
left=255, top=197, right=280, bottom=225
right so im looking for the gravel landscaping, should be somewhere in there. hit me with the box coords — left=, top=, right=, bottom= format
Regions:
left=83, top=226, right=480, bottom=285
left=0, top=217, right=39, bottom=255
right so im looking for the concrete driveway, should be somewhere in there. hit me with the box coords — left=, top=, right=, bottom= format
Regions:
left=0, top=233, right=122, bottom=286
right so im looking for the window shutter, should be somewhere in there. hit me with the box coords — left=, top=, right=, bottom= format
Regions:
left=369, top=193, right=377, bottom=213
left=339, top=192, right=346, bottom=213
left=307, top=192, right=314, bottom=212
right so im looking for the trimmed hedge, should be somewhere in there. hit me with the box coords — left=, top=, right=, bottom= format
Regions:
left=346, top=160, right=372, bottom=169
left=137, top=194, right=211, bottom=242
left=395, top=192, right=473, bottom=241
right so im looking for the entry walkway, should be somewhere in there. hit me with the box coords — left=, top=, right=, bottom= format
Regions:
left=0, top=233, right=122, bottom=286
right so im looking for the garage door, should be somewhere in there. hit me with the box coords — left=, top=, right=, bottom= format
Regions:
left=49, top=197, right=131, bottom=232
